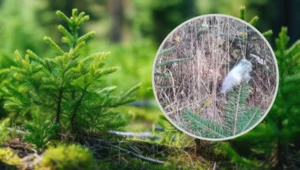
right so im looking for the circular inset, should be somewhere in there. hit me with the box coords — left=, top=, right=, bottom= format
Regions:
left=152, top=14, right=278, bottom=141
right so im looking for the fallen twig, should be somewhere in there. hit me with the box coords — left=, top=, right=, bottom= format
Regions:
left=7, top=127, right=29, bottom=135
left=108, top=130, right=159, bottom=140
left=83, top=137, right=165, bottom=164
left=101, top=139, right=165, bottom=164
left=23, top=153, right=43, bottom=169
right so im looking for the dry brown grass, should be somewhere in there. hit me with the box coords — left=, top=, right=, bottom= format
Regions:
left=153, top=15, right=277, bottom=138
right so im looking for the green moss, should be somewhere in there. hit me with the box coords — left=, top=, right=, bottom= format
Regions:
left=0, top=148, right=22, bottom=168
left=37, top=144, right=96, bottom=170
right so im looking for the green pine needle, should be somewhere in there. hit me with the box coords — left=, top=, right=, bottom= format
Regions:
left=239, top=6, right=245, bottom=20
left=249, top=16, right=259, bottom=26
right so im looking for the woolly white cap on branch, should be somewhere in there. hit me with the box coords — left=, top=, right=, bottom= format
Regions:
left=221, top=59, right=252, bottom=94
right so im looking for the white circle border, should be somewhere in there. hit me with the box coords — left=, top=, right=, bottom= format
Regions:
left=151, top=14, right=279, bottom=141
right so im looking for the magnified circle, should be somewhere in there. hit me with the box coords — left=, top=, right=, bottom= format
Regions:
left=152, top=14, right=278, bottom=141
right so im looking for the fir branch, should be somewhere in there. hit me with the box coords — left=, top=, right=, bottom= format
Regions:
left=96, top=86, right=117, bottom=95
left=285, top=40, right=300, bottom=58
left=233, top=85, right=242, bottom=135
left=10, top=66, right=27, bottom=76
left=58, top=25, right=72, bottom=41
left=25, top=110, right=60, bottom=151
left=72, top=8, right=78, bottom=17
left=223, top=84, right=264, bottom=136
left=43, top=37, right=65, bottom=55
left=220, top=142, right=260, bottom=168
left=242, top=108, right=260, bottom=132
left=97, top=67, right=119, bottom=74
left=239, top=6, right=245, bottom=20
left=26, top=50, right=46, bottom=67
left=154, top=72, right=172, bottom=78
left=275, top=27, right=289, bottom=55
left=119, top=83, right=141, bottom=102
left=70, top=89, right=86, bottom=124
left=182, top=110, right=226, bottom=138
left=69, top=41, right=85, bottom=57
left=77, top=31, right=96, bottom=45
left=78, top=11, right=86, bottom=19
left=14, top=51, right=30, bottom=71
left=77, top=15, right=90, bottom=26
left=262, top=30, right=273, bottom=37
left=58, top=25, right=73, bottom=46
left=56, top=10, right=71, bottom=25
left=249, top=16, right=259, bottom=26
left=55, top=87, right=63, bottom=124
left=157, top=46, right=175, bottom=58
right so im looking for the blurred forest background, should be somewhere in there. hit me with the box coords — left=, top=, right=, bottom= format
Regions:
left=0, top=0, right=300, bottom=169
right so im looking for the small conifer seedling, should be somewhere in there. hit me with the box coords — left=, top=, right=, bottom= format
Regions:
left=3, top=9, right=140, bottom=146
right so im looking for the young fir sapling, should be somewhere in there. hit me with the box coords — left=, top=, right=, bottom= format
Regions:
left=228, top=27, right=300, bottom=169
left=3, top=9, right=140, bottom=147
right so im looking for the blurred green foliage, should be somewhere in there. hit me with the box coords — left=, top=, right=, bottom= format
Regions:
left=0, top=0, right=48, bottom=65
left=84, top=40, right=156, bottom=99
left=36, top=144, right=96, bottom=170
left=0, top=147, right=22, bottom=168
left=131, top=0, right=197, bottom=43
left=0, top=118, right=10, bottom=145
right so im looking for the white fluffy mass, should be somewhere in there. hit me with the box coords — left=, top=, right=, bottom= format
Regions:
left=221, top=59, right=252, bottom=94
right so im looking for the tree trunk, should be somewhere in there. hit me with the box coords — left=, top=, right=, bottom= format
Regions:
left=195, top=138, right=201, bottom=155
left=108, top=0, right=124, bottom=42
left=284, top=0, right=300, bottom=44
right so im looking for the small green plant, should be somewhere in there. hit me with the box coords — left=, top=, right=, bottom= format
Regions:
left=3, top=9, right=140, bottom=144
left=182, top=84, right=264, bottom=138
left=233, top=27, right=300, bottom=169
left=0, top=69, right=11, bottom=119
left=223, top=84, right=264, bottom=136
left=25, top=109, right=60, bottom=152
left=218, top=142, right=262, bottom=169
left=36, top=144, right=95, bottom=170
left=217, top=7, right=300, bottom=169
left=155, top=115, right=192, bottom=146
left=0, top=118, right=10, bottom=145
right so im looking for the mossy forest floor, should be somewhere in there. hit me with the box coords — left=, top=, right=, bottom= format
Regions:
left=1, top=100, right=300, bottom=169
left=0, top=136, right=232, bottom=170
left=0, top=104, right=234, bottom=170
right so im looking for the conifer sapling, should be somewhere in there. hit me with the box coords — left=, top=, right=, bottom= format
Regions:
left=4, top=9, right=141, bottom=145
